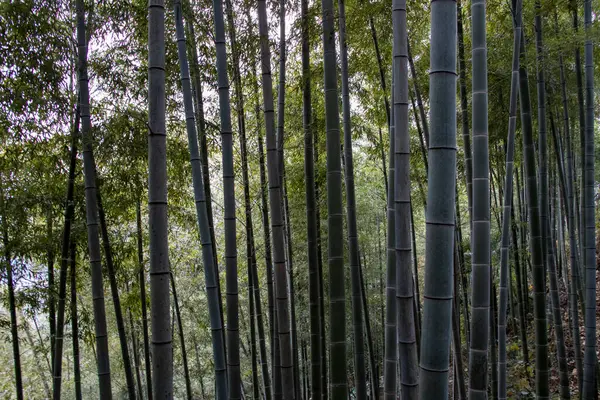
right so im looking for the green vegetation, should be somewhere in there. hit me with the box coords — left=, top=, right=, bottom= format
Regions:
left=0, top=0, right=598, bottom=398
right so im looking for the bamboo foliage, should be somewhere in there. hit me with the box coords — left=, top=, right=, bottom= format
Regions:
left=3, top=0, right=600, bottom=398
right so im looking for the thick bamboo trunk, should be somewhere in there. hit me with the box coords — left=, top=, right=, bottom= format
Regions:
left=383, top=74, right=397, bottom=400
left=581, top=0, right=596, bottom=394
left=77, top=0, right=112, bottom=394
left=418, top=0, right=457, bottom=397
left=321, top=0, right=347, bottom=394
left=257, top=0, right=295, bottom=396
left=392, top=0, right=418, bottom=396
left=338, top=0, right=367, bottom=397
left=467, top=0, right=491, bottom=395
left=210, top=0, right=241, bottom=394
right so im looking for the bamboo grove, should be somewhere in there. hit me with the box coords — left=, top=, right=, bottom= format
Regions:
left=0, top=0, right=598, bottom=398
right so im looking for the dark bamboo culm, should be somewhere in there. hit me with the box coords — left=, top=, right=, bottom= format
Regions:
left=392, top=0, right=418, bottom=397
left=338, top=0, right=367, bottom=397
left=174, top=1, right=228, bottom=398
left=467, top=0, right=491, bottom=394
left=97, top=192, right=136, bottom=400
left=2, top=194, right=23, bottom=400
left=69, top=243, right=82, bottom=400
left=210, top=0, right=242, bottom=394
left=170, top=272, right=192, bottom=399
left=301, top=0, right=322, bottom=397
left=321, top=0, right=348, bottom=394
left=77, top=0, right=113, bottom=394
left=581, top=0, right=596, bottom=395
left=498, top=1, right=521, bottom=396
left=383, top=72, right=397, bottom=400
left=52, top=103, right=79, bottom=400
left=136, top=201, right=153, bottom=400
left=518, top=18, right=550, bottom=397
left=257, top=0, right=295, bottom=396
left=418, top=0, right=457, bottom=397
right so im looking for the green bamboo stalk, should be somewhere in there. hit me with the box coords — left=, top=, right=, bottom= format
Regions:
left=136, top=202, right=153, bottom=400
left=175, top=0, right=228, bottom=397
left=321, top=0, right=347, bottom=393
left=518, top=26, right=550, bottom=399
left=301, top=0, right=322, bottom=396
left=581, top=0, right=596, bottom=395
left=257, top=0, right=295, bottom=396
left=170, top=272, right=192, bottom=400
left=383, top=76, right=397, bottom=400
left=210, top=0, right=241, bottom=394
left=392, top=0, right=418, bottom=396
left=338, top=0, right=367, bottom=397
left=534, top=0, right=548, bottom=304
left=1, top=198, right=23, bottom=400
left=69, top=243, right=82, bottom=400
left=77, top=0, right=113, bottom=395
left=548, top=106, right=572, bottom=400
left=559, top=43, right=584, bottom=389
left=457, top=0, right=472, bottom=224
left=467, top=0, right=491, bottom=395
left=418, top=0, right=457, bottom=397
left=53, top=104, right=79, bottom=400
left=498, top=2, right=521, bottom=396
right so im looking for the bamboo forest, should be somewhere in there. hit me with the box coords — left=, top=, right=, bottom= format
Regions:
left=1, top=0, right=599, bottom=398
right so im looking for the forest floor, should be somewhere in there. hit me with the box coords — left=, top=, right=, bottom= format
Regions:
left=449, top=264, right=600, bottom=399
left=506, top=267, right=599, bottom=399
